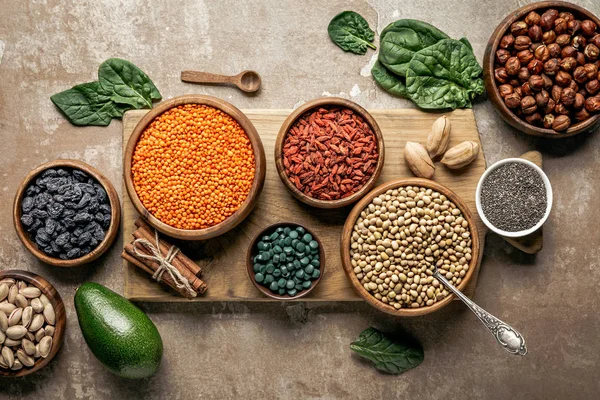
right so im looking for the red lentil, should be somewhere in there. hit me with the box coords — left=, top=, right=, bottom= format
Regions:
left=132, top=104, right=255, bottom=230
left=282, top=106, right=378, bottom=200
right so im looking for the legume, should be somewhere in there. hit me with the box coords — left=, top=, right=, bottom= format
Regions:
left=132, top=104, right=256, bottom=230
left=350, top=186, right=472, bottom=309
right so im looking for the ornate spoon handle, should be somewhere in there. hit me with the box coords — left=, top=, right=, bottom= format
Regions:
left=434, top=272, right=527, bottom=356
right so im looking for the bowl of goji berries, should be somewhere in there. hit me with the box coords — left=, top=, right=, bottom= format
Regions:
left=124, top=95, right=267, bottom=240
left=275, top=98, right=385, bottom=209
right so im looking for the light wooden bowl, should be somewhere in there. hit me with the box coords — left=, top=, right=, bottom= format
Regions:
left=0, top=270, right=66, bottom=377
left=13, top=160, right=121, bottom=267
left=340, top=178, right=480, bottom=317
left=246, top=222, right=325, bottom=300
left=274, top=97, right=385, bottom=209
left=124, top=95, right=266, bottom=241
left=483, top=1, right=600, bottom=138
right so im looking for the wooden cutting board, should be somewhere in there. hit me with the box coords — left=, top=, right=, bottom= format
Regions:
left=122, top=108, right=487, bottom=302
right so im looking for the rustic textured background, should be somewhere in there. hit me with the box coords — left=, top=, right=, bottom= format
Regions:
left=1, top=0, right=599, bottom=399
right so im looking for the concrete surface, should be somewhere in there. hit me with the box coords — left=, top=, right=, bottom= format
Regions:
left=1, top=0, right=599, bottom=399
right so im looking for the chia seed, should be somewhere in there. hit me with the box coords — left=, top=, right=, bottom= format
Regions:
left=480, top=162, right=547, bottom=232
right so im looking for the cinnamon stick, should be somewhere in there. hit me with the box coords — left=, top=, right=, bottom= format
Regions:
left=134, top=218, right=202, bottom=277
left=121, top=251, right=193, bottom=299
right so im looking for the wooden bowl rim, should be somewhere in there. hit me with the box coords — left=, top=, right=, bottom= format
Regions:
left=123, top=95, right=267, bottom=240
left=340, top=178, right=480, bottom=317
left=246, top=222, right=325, bottom=300
left=0, top=270, right=66, bottom=377
left=12, top=159, right=121, bottom=267
left=274, top=97, right=385, bottom=209
left=483, top=0, right=600, bottom=138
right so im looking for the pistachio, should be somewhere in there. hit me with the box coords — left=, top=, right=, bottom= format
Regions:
left=7, top=284, right=18, bottom=304
left=34, top=328, right=45, bottom=342
left=19, top=287, right=41, bottom=299
left=43, top=303, right=55, bottom=325
left=0, top=284, right=8, bottom=302
left=6, top=325, right=28, bottom=340
left=2, top=346, right=14, bottom=368
left=22, top=338, right=36, bottom=356
left=0, top=357, right=7, bottom=369
left=0, top=302, right=16, bottom=316
left=39, top=294, right=50, bottom=307
left=8, top=308, right=22, bottom=327
left=30, top=298, right=44, bottom=314
left=4, top=338, right=21, bottom=347
left=22, top=306, right=33, bottom=329
left=0, top=330, right=5, bottom=345
left=10, top=359, right=23, bottom=371
left=28, top=314, right=44, bottom=332
left=441, top=141, right=480, bottom=169
left=39, top=336, right=52, bottom=358
left=16, top=349, right=35, bottom=367
left=34, top=343, right=41, bottom=358
left=0, top=312, right=7, bottom=332
left=14, top=294, right=28, bottom=309
left=404, top=142, right=435, bottom=179
left=426, top=116, right=451, bottom=158
left=44, top=325, right=55, bottom=337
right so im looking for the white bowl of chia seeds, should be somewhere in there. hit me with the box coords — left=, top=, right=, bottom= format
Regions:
left=476, top=158, right=552, bottom=238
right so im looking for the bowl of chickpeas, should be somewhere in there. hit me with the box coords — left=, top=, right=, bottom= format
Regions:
left=124, top=95, right=266, bottom=240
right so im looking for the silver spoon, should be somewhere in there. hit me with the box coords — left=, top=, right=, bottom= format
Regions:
left=433, top=269, right=527, bottom=356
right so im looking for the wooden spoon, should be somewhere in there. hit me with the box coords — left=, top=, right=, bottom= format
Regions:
left=181, top=70, right=261, bottom=93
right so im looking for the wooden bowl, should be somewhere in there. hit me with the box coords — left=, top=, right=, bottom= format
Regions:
left=124, top=95, right=266, bottom=240
left=246, top=222, right=325, bottom=300
left=274, top=97, right=385, bottom=208
left=340, top=178, right=480, bottom=317
left=0, top=270, right=66, bottom=377
left=13, top=160, right=121, bottom=267
left=483, top=1, right=600, bottom=138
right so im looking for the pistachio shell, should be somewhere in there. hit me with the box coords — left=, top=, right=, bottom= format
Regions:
left=404, top=141, right=435, bottom=179
left=6, top=325, right=28, bottom=340
left=39, top=294, right=50, bottom=307
left=14, top=294, right=28, bottom=309
left=34, top=328, right=45, bottom=342
left=19, top=287, right=41, bottom=299
left=28, top=314, right=44, bottom=332
left=34, top=343, right=41, bottom=358
left=4, top=338, right=21, bottom=347
left=25, top=331, right=35, bottom=342
left=39, top=336, right=52, bottom=358
left=16, top=349, right=35, bottom=367
left=8, top=308, right=22, bottom=327
left=0, top=330, right=5, bottom=345
left=43, top=303, right=55, bottom=325
left=17, top=281, right=27, bottom=291
left=44, top=325, right=55, bottom=337
left=22, top=338, right=36, bottom=356
left=22, top=306, right=33, bottom=329
left=0, top=312, right=8, bottom=332
left=0, top=279, right=15, bottom=286
left=10, top=359, right=23, bottom=370
left=8, top=285, right=18, bottom=303
left=30, top=298, right=44, bottom=313
left=2, top=346, right=14, bottom=368
left=0, top=284, right=8, bottom=302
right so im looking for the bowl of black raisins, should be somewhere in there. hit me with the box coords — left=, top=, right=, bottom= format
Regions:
left=13, top=160, right=121, bottom=267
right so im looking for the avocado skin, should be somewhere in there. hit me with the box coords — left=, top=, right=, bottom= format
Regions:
left=74, top=282, right=163, bottom=379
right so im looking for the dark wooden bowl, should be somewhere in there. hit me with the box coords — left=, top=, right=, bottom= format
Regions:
left=340, top=178, right=480, bottom=317
left=246, top=222, right=325, bottom=300
left=124, top=95, right=266, bottom=240
left=13, top=160, right=121, bottom=267
left=274, top=97, right=385, bottom=208
left=0, top=270, right=66, bottom=377
left=483, top=1, right=600, bottom=138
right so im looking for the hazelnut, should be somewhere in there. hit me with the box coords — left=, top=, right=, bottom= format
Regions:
left=552, top=85, right=563, bottom=102
left=544, top=58, right=560, bottom=75
left=509, top=78, right=521, bottom=87
left=552, top=115, right=571, bottom=131
left=496, top=49, right=511, bottom=64
left=574, top=92, right=586, bottom=109
left=572, top=35, right=587, bottom=50
left=521, top=95, right=537, bottom=114
left=514, top=86, right=523, bottom=97
left=585, top=96, right=600, bottom=112
left=543, top=113, right=555, bottom=129
left=511, top=21, right=529, bottom=36
left=555, top=34, right=571, bottom=47
left=535, top=89, right=550, bottom=107
left=521, top=82, right=533, bottom=96
left=590, top=34, right=600, bottom=48
left=500, top=34, right=515, bottom=49
left=581, top=20, right=598, bottom=37
left=514, top=36, right=532, bottom=51
left=534, top=44, right=550, bottom=61
left=517, top=49, right=534, bottom=64
left=554, top=103, right=569, bottom=115
left=524, top=11, right=541, bottom=26
left=498, top=84, right=514, bottom=98
left=505, top=57, right=521, bottom=75
left=574, top=108, right=591, bottom=121
left=561, top=45, right=577, bottom=58
left=584, top=63, right=599, bottom=79
left=545, top=98, right=556, bottom=114
left=528, top=25, right=543, bottom=42
left=577, top=52, right=586, bottom=65
left=554, top=18, right=567, bottom=35
left=559, top=57, right=577, bottom=72
left=504, top=92, right=522, bottom=108
left=541, top=9, right=559, bottom=31
left=585, top=44, right=599, bottom=60
left=568, top=20, right=582, bottom=35
left=542, top=30, right=557, bottom=44
left=561, top=87, right=576, bottom=107
left=518, top=67, right=531, bottom=82
left=525, top=112, right=542, bottom=125
left=541, top=73, right=553, bottom=89
left=568, top=80, right=579, bottom=93
left=528, top=59, right=544, bottom=74
left=528, top=75, right=545, bottom=91
left=494, top=67, right=509, bottom=84
left=559, top=12, right=574, bottom=23
left=573, top=66, right=588, bottom=83
left=555, top=70, right=572, bottom=87
left=547, top=43, right=561, bottom=58
left=586, top=79, right=600, bottom=95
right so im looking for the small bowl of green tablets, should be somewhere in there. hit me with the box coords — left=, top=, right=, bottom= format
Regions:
left=246, top=222, right=324, bottom=300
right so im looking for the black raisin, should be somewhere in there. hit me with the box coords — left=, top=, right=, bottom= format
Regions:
left=93, top=226, right=106, bottom=241
left=77, top=183, right=95, bottom=194
left=43, top=245, right=54, bottom=255
left=62, top=217, right=75, bottom=228
left=36, top=228, right=51, bottom=244
left=95, top=212, right=104, bottom=222
left=57, top=169, right=69, bottom=177
left=87, top=199, right=99, bottom=214
left=20, top=214, right=34, bottom=227
left=51, top=241, right=61, bottom=253
left=78, top=232, right=92, bottom=245
left=57, top=184, right=72, bottom=195
left=25, top=185, right=37, bottom=196
left=45, top=218, right=58, bottom=235
left=41, top=169, right=58, bottom=178
left=73, top=227, right=83, bottom=237
left=31, top=209, right=48, bottom=219
left=34, top=192, right=52, bottom=209
left=63, top=243, right=73, bottom=251
left=64, top=201, right=78, bottom=209
left=47, top=202, right=64, bottom=219
left=89, top=238, right=99, bottom=247
left=73, top=169, right=89, bottom=182
left=81, top=246, right=92, bottom=255
left=74, top=212, right=92, bottom=223
left=99, top=204, right=111, bottom=214
left=59, top=253, right=69, bottom=260
left=55, top=232, right=70, bottom=246
left=53, top=195, right=65, bottom=203
left=61, top=209, right=75, bottom=218
left=94, top=184, right=107, bottom=203
left=76, top=193, right=91, bottom=209
left=66, top=248, right=80, bottom=259
left=22, top=197, right=35, bottom=213
left=30, top=218, right=43, bottom=231
left=101, top=215, right=111, bottom=229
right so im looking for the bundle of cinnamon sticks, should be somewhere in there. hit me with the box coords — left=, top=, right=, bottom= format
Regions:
left=121, top=218, right=207, bottom=299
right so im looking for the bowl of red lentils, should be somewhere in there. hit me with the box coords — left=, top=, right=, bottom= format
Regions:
left=124, top=95, right=266, bottom=240
left=275, top=97, right=385, bottom=209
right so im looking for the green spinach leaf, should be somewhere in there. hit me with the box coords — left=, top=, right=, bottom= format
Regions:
left=50, top=82, right=133, bottom=126
left=406, top=39, right=485, bottom=109
left=328, top=11, right=376, bottom=55
left=378, top=19, right=449, bottom=76
left=98, top=58, right=162, bottom=109
left=371, top=61, right=407, bottom=98
left=350, top=327, right=424, bottom=374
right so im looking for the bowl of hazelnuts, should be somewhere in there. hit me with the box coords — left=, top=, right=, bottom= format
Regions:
left=484, top=1, right=600, bottom=138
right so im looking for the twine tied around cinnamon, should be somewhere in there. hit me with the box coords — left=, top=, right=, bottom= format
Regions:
left=132, top=231, right=197, bottom=298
